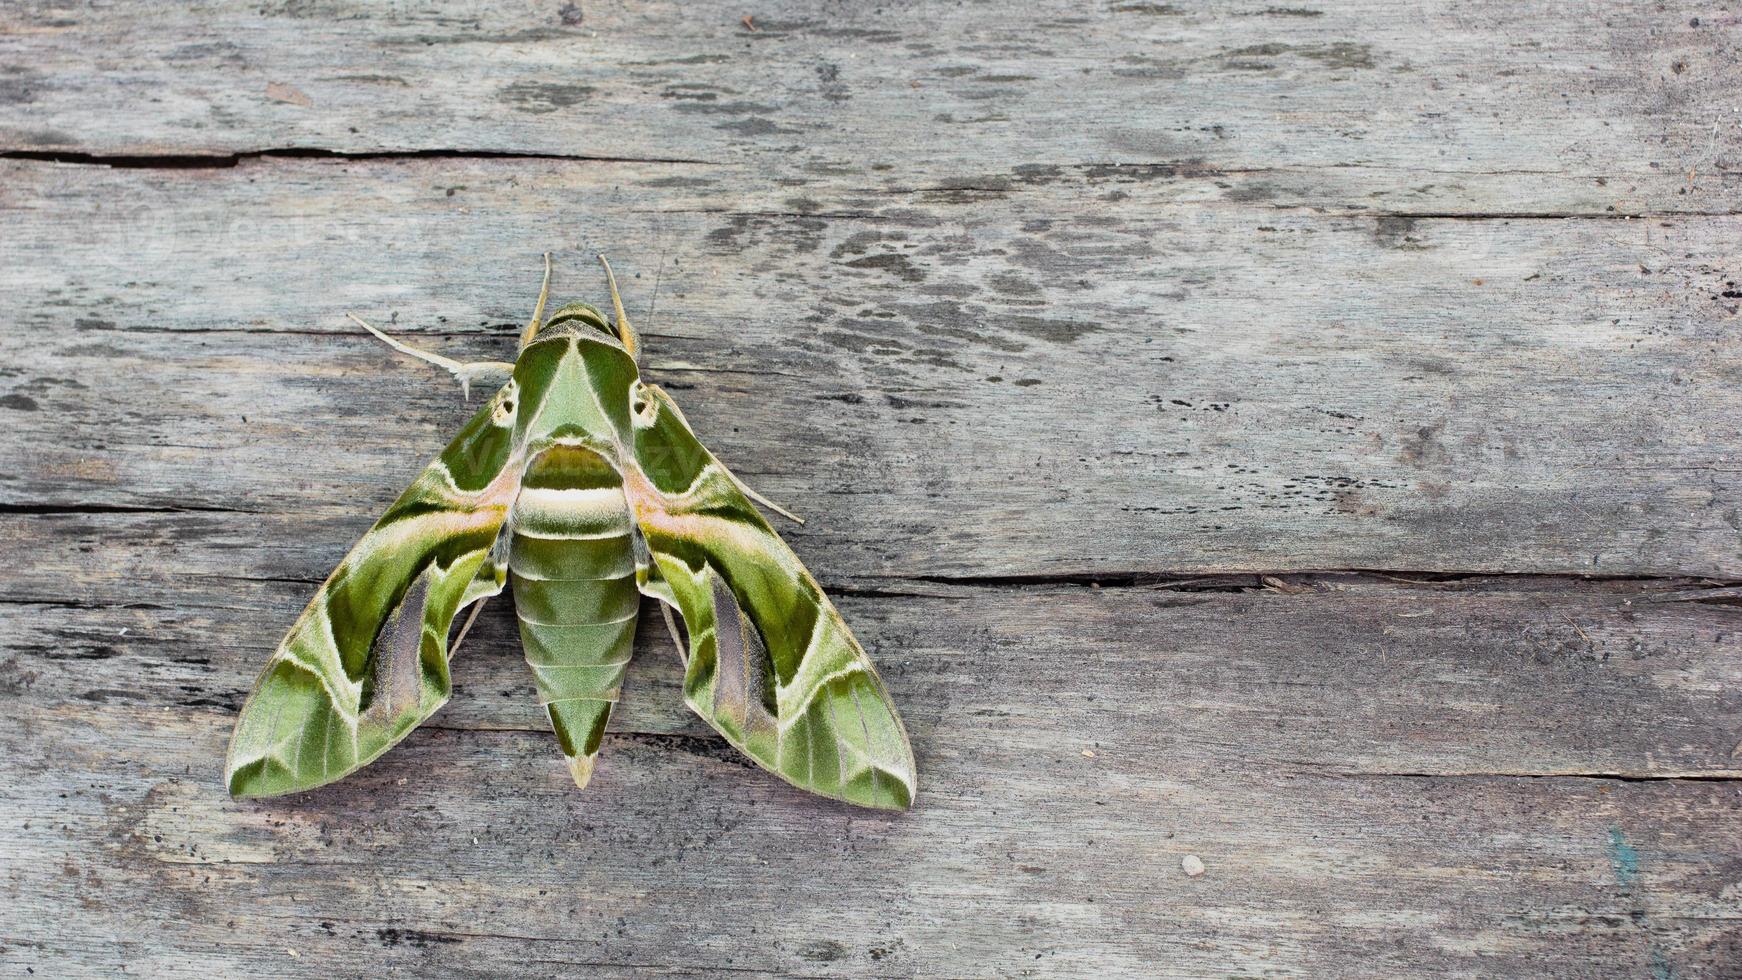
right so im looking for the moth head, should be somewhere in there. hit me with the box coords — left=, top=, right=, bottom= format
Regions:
left=529, top=302, right=614, bottom=343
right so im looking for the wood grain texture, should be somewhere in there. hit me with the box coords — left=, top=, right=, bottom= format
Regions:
left=5, top=532, right=1742, bottom=976
left=2, top=0, right=1739, bottom=976
left=2, top=157, right=1739, bottom=579
left=2, top=0, right=1739, bottom=214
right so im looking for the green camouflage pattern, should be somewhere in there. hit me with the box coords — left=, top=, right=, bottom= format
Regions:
left=226, top=273, right=916, bottom=809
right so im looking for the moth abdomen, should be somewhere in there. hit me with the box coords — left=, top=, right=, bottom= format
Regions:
left=509, top=445, right=640, bottom=788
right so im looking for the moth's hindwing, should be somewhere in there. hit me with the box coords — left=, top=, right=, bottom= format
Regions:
left=225, top=387, right=520, bottom=797
left=625, top=384, right=918, bottom=810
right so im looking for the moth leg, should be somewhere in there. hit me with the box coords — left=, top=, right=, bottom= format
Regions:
left=597, top=253, right=641, bottom=362
left=519, top=251, right=554, bottom=348
left=348, top=313, right=515, bottom=400
left=722, top=469, right=806, bottom=525
left=642, top=383, right=806, bottom=525
left=659, top=601, right=687, bottom=665
left=713, top=444, right=811, bottom=526
left=450, top=598, right=488, bottom=656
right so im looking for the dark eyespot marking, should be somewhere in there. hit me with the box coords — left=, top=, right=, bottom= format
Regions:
left=492, top=380, right=521, bottom=426
left=630, top=382, right=658, bottom=426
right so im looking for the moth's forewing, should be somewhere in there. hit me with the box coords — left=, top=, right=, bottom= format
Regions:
left=226, top=391, right=520, bottom=797
left=623, top=384, right=917, bottom=810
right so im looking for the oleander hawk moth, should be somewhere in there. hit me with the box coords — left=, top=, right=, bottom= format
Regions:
left=225, top=256, right=917, bottom=810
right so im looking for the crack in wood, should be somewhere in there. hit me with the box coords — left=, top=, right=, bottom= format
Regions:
left=362, top=723, right=1742, bottom=783
left=5, top=150, right=1734, bottom=220
left=250, top=720, right=1742, bottom=783
left=892, top=569, right=1742, bottom=593
left=0, top=501, right=259, bottom=516
left=1318, top=769, right=1742, bottom=784
left=0, top=147, right=715, bottom=169
left=8, top=567, right=1739, bottom=611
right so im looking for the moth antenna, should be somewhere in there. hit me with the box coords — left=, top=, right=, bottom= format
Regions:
left=349, top=312, right=513, bottom=402
left=520, top=251, right=554, bottom=348
left=597, top=253, right=641, bottom=361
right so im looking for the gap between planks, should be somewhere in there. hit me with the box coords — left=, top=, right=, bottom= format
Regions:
left=0, top=147, right=715, bottom=168
left=4, top=565, right=1740, bottom=608
left=285, top=725, right=1742, bottom=784
left=3, top=149, right=1737, bottom=220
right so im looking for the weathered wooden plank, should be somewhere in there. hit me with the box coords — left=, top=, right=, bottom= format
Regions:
left=3, top=551, right=1739, bottom=976
left=9, top=505, right=1742, bottom=776
left=6, top=729, right=1738, bottom=977
left=5, top=2, right=1741, bottom=976
left=3, top=157, right=1738, bottom=577
left=2, top=0, right=1738, bottom=215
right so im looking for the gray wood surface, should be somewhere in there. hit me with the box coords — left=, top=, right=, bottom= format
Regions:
left=2, top=1, right=1739, bottom=977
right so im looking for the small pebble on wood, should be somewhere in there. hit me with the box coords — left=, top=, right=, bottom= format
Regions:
left=1182, top=855, right=1206, bottom=878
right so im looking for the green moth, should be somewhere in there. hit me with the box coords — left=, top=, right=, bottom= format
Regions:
left=225, top=256, right=917, bottom=810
